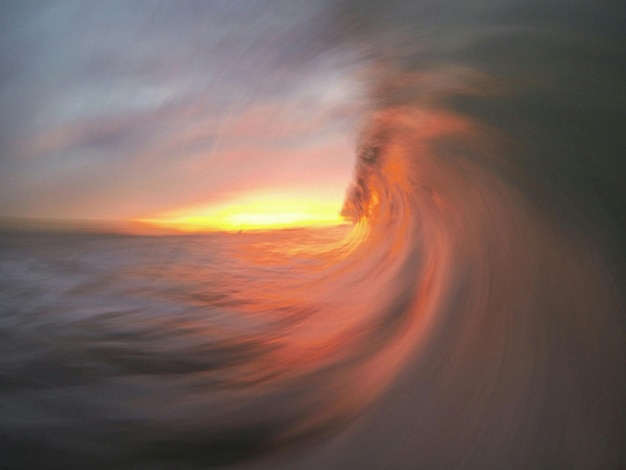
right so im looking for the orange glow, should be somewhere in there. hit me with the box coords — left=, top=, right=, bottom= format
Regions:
left=138, top=193, right=349, bottom=232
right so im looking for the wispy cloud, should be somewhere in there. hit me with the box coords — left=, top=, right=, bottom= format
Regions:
left=0, top=0, right=364, bottom=220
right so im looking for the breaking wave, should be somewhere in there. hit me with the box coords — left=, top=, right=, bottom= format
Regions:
left=1, top=1, right=625, bottom=469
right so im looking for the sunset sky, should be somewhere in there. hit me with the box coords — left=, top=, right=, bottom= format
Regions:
left=0, top=1, right=365, bottom=228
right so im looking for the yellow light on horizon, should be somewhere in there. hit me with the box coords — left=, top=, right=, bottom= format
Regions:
left=137, top=194, right=348, bottom=232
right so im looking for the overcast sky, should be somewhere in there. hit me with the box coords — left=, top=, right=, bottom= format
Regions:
left=0, top=0, right=365, bottom=221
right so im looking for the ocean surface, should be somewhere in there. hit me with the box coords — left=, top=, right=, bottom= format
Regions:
left=1, top=0, right=626, bottom=469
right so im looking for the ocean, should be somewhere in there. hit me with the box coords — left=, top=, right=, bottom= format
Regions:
left=1, top=0, right=625, bottom=468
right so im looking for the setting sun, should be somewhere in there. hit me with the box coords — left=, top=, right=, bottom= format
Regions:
left=138, top=193, right=349, bottom=232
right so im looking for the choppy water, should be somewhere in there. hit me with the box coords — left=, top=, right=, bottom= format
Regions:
left=1, top=225, right=431, bottom=468
left=2, top=0, right=626, bottom=469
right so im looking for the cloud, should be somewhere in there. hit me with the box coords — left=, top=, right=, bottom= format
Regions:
left=0, top=1, right=366, bottom=220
